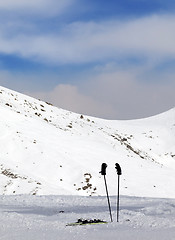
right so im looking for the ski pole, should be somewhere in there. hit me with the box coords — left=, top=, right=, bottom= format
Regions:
left=100, top=163, right=113, bottom=222
left=115, top=163, right=122, bottom=222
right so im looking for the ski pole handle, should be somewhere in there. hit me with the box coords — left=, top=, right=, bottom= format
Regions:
left=115, top=163, right=122, bottom=175
left=100, top=163, right=107, bottom=175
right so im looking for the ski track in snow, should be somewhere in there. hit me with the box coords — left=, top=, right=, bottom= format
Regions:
left=0, top=195, right=175, bottom=240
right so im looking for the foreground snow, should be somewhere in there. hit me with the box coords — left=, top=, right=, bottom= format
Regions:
left=0, top=195, right=175, bottom=240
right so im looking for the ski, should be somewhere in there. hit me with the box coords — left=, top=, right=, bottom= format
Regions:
left=66, top=218, right=108, bottom=226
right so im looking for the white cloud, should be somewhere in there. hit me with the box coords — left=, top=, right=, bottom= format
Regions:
left=0, top=0, right=75, bottom=16
left=1, top=14, right=175, bottom=65
left=27, top=67, right=175, bottom=120
left=30, top=84, right=116, bottom=118
left=85, top=69, right=175, bottom=119
left=1, top=11, right=175, bottom=120
left=0, top=67, right=175, bottom=120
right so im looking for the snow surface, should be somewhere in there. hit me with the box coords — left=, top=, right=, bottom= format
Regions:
left=0, top=86, right=175, bottom=239
left=0, top=195, right=175, bottom=240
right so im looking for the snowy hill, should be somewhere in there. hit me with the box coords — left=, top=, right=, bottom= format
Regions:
left=0, top=85, right=175, bottom=198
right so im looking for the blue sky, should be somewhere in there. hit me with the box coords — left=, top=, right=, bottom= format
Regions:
left=0, top=0, right=175, bottom=119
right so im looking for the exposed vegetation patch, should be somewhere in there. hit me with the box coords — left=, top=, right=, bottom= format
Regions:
left=5, top=103, right=12, bottom=107
left=0, top=164, right=42, bottom=195
left=111, top=133, right=161, bottom=165
left=44, top=118, right=48, bottom=122
left=45, top=101, right=53, bottom=106
left=76, top=173, right=97, bottom=196
left=2, top=169, right=19, bottom=179
left=0, top=167, right=28, bottom=180
left=67, top=123, right=73, bottom=128
left=35, top=112, right=42, bottom=117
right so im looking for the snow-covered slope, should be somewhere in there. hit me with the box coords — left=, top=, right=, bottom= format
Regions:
left=0, top=86, right=175, bottom=198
